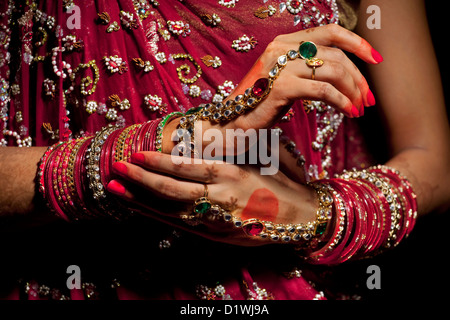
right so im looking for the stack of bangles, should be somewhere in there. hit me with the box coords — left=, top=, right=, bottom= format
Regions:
left=37, top=41, right=417, bottom=264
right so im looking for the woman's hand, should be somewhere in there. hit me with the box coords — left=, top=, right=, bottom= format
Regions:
left=162, top=24, right=381, bottom=155
left=225, top=24, right=381, bottom=131
left=105, top=151, right=318, bottom=246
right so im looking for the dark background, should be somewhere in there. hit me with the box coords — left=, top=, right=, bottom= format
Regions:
left=342, top=1, right=450, bottom=300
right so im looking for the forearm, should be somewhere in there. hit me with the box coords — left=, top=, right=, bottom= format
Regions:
left=0, top=147, right=49, bottom=217
left=357, top=0, right=450, bottom=216
left=385, top=148, right=450, bottom=216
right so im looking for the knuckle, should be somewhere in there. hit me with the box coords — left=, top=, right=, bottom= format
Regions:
left=264, top=40, right=279, bottom=55
left=330, top=47, right=347, bottom=61
left=326, top=23, right=343, bottom=37
left=330, top=61, right=346, bottom=79
left=317, top=82, right=333, bottom=100
left=158, top=181, right=180, bottom=198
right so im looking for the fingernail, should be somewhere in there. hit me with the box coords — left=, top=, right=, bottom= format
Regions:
left=351, top=105, right=360, bottom=118
left=131, top=153, right=145, bottom=164
left=113, top=162, right=128, bottom=175
left=371, top=48, right=384, bottom=64
left=107, top=180, right=126, bottom=195
left=366, top=89, right=376, bottom=106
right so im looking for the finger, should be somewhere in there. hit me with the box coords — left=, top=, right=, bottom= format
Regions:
left=273, top=74, right=358, bottom=118
left=287, top=24, right=383, bottom=65
left=129, top=151, right=236, bottom=183
left=106, top=179, right=189, bottom=216
left=316, top=46, right=374, bottom=108
left=287, top=52, right=363, bottom=111
left=111, top=161, right=205, bottom=201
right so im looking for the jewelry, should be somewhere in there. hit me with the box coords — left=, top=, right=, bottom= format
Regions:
left=195, top=50, right=298, bottom=123
left=298, top=42, right=323, bottom=80
left=306, top=58, right=324, bottom=80
left=239, top=184, right=333, bottom=243
left=298, top=41, right=318, bottom=60
left=175, top=111, right=200, bottom=157
left=103, top=55, right=128, bottom=74
left=181, top=185, right=211, bottom=226
left=155, top=112, right=184, bottom=152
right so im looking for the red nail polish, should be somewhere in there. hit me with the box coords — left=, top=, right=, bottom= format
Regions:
left=371, top=48, right=384, bottom=63
left=367, top=89, right=376, bottom=106
left=351, top=105, right=360, bottom=118
left=131, top=153, right=145, bottom=164
left=113, top=162, right=128, bottom=175
left=107, top=180, right=126, bottom=195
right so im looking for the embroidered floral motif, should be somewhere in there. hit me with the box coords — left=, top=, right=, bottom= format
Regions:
left=157, top=21, right=171, bottom=41
left=133, top=57, right=154, bottom=72
left=217, top=80, right=235, bottom=97
left=231, top=35, right=257, bottom=52
left=167, top=20, right=191, bottom=37
left=62, top=34, right=83, bottom=51
left=103, top=55, right=128, bottom=74
left=144, top=94, right=166, bottom=113
left=155, top=52, right=167, bottom=64
left=278, top=0, right=340, bottom=27
left=200, top=89, right=213, bottom=101
left=254, top=5, right=276, bottom=19
left=201, top=13, right=221, bottom=27
left=109, top=94, right=131, bottom=110
left=43, top=78, right=56, bottom=99
left=105, top=108, right=118, bottom=121
left=106, top=21, right=120, bottom=33
left=219, top=0, right=239, bottom=8
left=189, top=85, right=201, bottom=98
left=97, top=12, right=111, bottom=24
left=133, top=0, right=153, bottom=20
left=120, top=10, right=139, bottom=29
left=85, top=101, right=98, bottom=114
left=285, top=0, right=304, bottom=14
left=201, top=55, right=222, bottom=68
left=196, top=284, right=232, bottom=300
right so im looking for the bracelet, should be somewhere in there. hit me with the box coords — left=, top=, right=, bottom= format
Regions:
left=196, top=50, right=298, bottom=123
left=86, top=125, right=120, bottom=217
left=37, top=141, right=64, bottom=198
left=175, top=111, right=200, bottom=157
left=189, top=183, right=334, bottom=245
left=155, top=112, right=183, bottom=152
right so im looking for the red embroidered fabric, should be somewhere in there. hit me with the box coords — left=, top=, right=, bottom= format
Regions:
left=0, top=0, right=374, bottom=300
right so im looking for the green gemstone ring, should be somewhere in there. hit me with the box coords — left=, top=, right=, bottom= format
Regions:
left=182, top=185, right=212, bottom=226
left=299, top=41, right=318, bottom=60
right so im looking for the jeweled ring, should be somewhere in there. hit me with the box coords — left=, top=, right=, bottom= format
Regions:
left=306, top=57, right=325, bottom=80
left=182, top=185, right=212, bottom=225
left=298, top=41, right=318, bottom=60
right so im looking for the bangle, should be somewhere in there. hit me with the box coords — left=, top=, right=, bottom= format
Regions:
left=86, top=125, right=120, bottom=216
left=155, top=112, right=183, bottom=152
left=37, top=141, right=64, bottom=198
left=147, top=119, right=162, bottom=152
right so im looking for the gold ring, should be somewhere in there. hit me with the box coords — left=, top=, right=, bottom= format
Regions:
left=182, top=185, right=212, bottom=226
left=305, top=58, right=324, bottom=80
